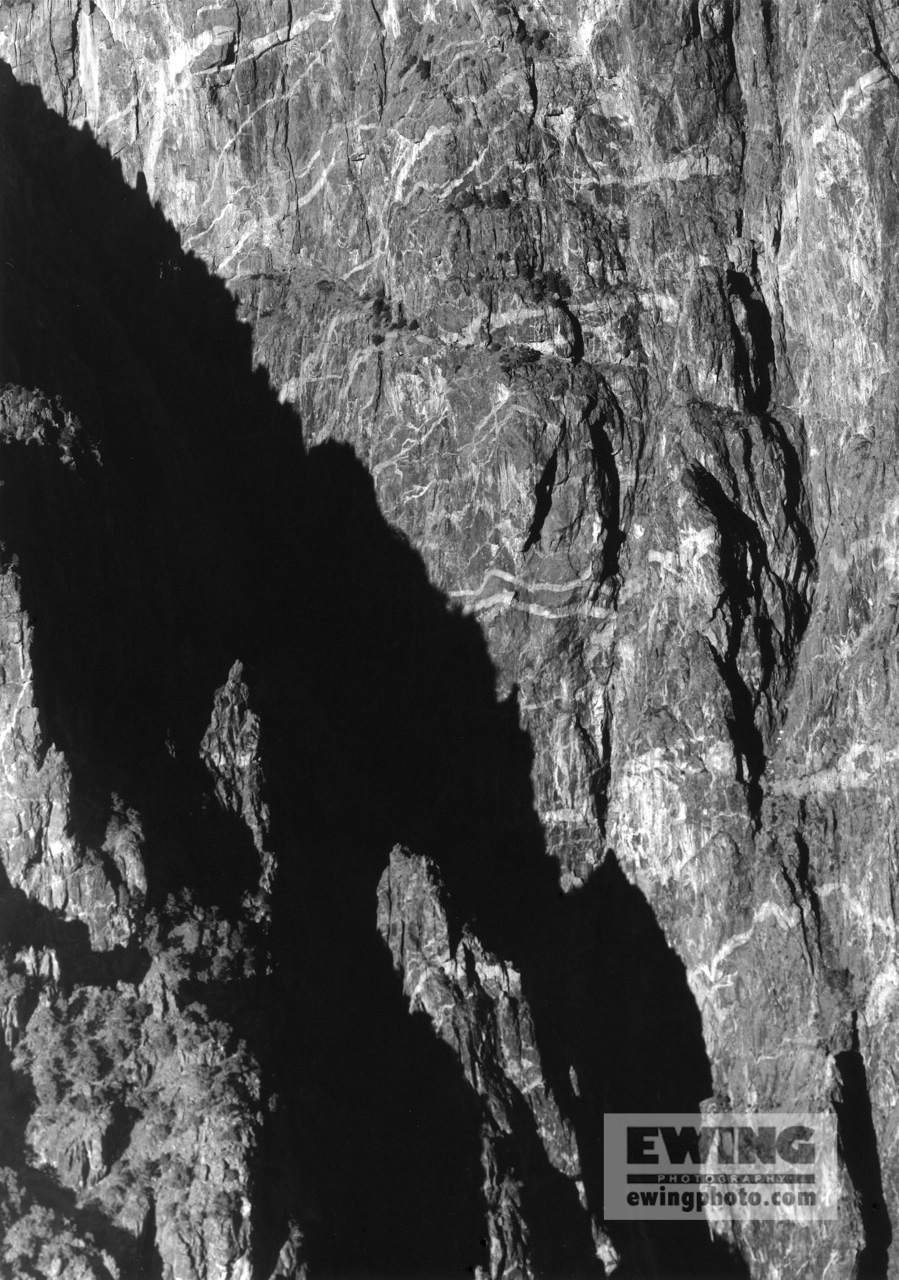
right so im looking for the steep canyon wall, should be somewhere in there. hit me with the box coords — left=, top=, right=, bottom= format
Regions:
left=0, top=2, right=898, bottom=1277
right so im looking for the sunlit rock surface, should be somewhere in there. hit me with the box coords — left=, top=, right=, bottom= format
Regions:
left=1, top=1, right=899, bottom=1276
left=377, top=844, right=620, bottom=1277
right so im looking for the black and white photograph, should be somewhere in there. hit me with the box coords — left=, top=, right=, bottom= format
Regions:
left=0, top=2, right=896, bottom=1277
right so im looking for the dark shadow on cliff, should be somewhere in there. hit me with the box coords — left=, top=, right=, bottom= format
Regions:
left=0, top=63, right=740, bottom=1279
left=256, top=440, right=601, bottom=1277
left=562, top=854, right=749, bottom=1279
left=254, top=438, right=746, bottom=1277
left=835, top=1032, right=893, bottom=1278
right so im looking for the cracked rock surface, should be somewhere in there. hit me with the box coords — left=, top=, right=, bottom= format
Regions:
left=1, top=1, right=899, bottom=1277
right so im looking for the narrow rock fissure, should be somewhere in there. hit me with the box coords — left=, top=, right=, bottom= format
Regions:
left=688, top=0, right=701, bottom=43
left=686, top=466, right=772, bottom=822
left=794, top=828, right=824, bottom=946
left=726, top=267, right=775, bottom=413
left=588, top=413, right=624, bottom=584
left=557, top=297, right=585, bottom=364
left=867, top=14, right=899, bottom=91
left=522, top=444, right=559, bottom=551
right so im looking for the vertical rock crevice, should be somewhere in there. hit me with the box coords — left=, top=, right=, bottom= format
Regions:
left=521, top=443, right=560, bottom=553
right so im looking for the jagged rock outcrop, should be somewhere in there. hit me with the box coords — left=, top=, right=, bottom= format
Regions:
left=1, top=1, right=899, bottom=1277
left=377, top=844, right=619, bottom=1278
left=0, top=396, right=138, bottom=952
left=201, top=660, right=276, bottom=921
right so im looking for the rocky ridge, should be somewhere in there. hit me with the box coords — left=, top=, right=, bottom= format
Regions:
left=0, top=1, right=898, bottom=1277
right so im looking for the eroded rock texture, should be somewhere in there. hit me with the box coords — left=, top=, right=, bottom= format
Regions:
left=1, top=1, right=899, bottom=1276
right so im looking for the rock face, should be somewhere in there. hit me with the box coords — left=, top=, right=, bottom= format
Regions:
left=1, top=1, right=899, bottom=1276
left=377, top=845, right=620, bottom=1278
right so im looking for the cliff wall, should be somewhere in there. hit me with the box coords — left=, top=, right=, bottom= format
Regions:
left=1, top=2, right=898, bottom=1277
